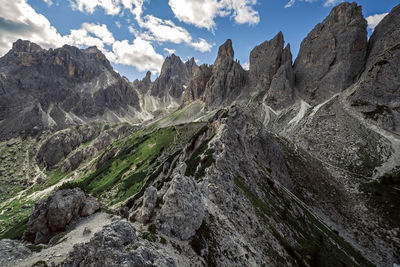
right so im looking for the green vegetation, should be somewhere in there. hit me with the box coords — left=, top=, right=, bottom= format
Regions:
left=26, top=244, right=44, bottom=253
left=0, top=197, right=34, bottom=240
left=234, top=177, right=373, bottom=267
left=60, top=123, right=206, bottom=207
left=185, top=128, right=215, bottom=179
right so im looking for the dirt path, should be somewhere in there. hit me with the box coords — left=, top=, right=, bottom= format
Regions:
left=11, top=212, right=114, bottom=267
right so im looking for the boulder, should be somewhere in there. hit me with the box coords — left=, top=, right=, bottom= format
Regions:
left=156, top=163, right=204, bottom=240
left=23, top=188, right=100, bottom=244
left=63, top=220, right=177, bottom=267
left=135, top=186, right=158, bottom=223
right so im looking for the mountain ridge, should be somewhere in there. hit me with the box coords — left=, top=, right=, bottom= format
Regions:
left=0, top=2, right=399, bottom=267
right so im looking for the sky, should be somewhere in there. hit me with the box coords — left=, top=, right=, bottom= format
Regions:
left=0, top=0, right=398, bottom=81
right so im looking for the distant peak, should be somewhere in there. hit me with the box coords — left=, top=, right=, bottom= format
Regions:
left=144, top=71, right=151, bottom=81
left=215, top=39, right=234, bottom=64
left=12, top=39, right=42, bottom=53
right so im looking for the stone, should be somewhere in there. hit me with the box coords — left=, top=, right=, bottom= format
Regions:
left=156, top=163, right=204, bottom=240
left=293, top=2, right=367, bottom=105
left=136, top=186, right=157, bottom=223
left=23, top=188, right=100, bottom=244
left=80, top=197, right=101, bottom=217
left=63, top=220, right=177, bottom=267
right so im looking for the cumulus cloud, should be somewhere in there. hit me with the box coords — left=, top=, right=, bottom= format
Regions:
left=323, top=0, right=343, bottom=7
left=112, top=38, right=164, bottom=72
left=284, top=0, right=342, bottom=8
left=366, top=13, right=388, bottom=31
left=0, top=0, right=65, bottom=55
left=139, top=15, right=213, bottom=52
left=0, top=0, right=164, bottom=73
left=69, top=0, right=213, bottom=52
left=70, top=0, right=121, bottom=15
left=168, top=0, right=260, bottom=31
left=241, top=62, right=249, bottom=70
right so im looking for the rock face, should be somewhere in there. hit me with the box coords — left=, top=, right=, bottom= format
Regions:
left=36, top=124, right=102, bottom=168
left=184, top=39, right=247, bottom=106
left=135, top=186, right=157, bottom=223
left=23, top=188, right=100, bottom=244
left=294, top=2, right=367, bottom=105
left=349, top=3, right=400, bottom=133
left=136, top=55, right=198, bottom=114
left=249, top=32, right=295, bottom=110
left=156, top=163, right=204, bottom=240
left=63, top=220, right=177, bottom=267
left=151, top=54, right=197, bottom=99
left=0, top=40, right=141, bottom=140
left=249, top=32, right=285, bottom=92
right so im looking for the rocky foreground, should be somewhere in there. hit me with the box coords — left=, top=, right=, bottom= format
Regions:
left=0, top=2, right=399, bottom=267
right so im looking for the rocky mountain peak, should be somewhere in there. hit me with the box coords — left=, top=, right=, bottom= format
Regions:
left=143, top=71, right=152, bottom=82
left=249, top=31, right=285, bottom=92
left=11, top=39, right=43, bottom=53
left=185, top=57, right=199, bottom=77
left=294, top=1, right=367, bottom=105
left=215, top=39, right=234, bottom=65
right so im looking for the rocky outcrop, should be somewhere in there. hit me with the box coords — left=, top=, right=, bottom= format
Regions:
left=349, top=3, right=400, bottom=133
left=249, top=32, right=285, bottom=92
left=184, top=39, right=247, bottom=106
left=183, top=64, right=212, bottom=103
left=135, top=186, right=157, bottom=223
left=249, top=32, right=295, bottom=110
left=156, top=163, right=204, bottom=240
left=36, top=124, right=101, bottom=168
left=0, top=40, right=141, bottom=140
left=265, top=44, right=295, bottom=109
left=23, top=188, right=100, bottom=244
left=133, top=71, right=152, bottom=95
left=294, top=2, right=367, bottom=105
left=63, top=220, right=177, bottom=267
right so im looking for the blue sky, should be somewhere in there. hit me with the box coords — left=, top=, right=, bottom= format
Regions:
left=0, top=0, right=398, bottom=81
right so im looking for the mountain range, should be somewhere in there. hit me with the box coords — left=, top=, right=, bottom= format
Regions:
left=0, top=2, right=399, bottom=266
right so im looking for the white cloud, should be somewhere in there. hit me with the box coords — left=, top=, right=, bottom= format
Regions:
left=323, top=0, right=343, bottom=7
left=43, top=0, right=53, bottom=6
left=138, top=15, right=213, bottom=52
left=242, top=62, right=249, bottom=70
left=285, top=0, right=340, bottom=8
left=81, top=23, right=115, bottom=44
left=0, top=0, right=164, bottom=73
left=69, top=0, right=213, bottom=52
left=112, top=38, right=164, bottom=73
left=366, top=13, right=388, bottom=31
left=168, top=0, right=260, bottom=31
left=164, top=48, right=175, bottom=55
left=0, top=0, right=65, bottom=54
left=70, top=0, right=121, bottom=15
left=115, top=21, right=122, bottom=28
